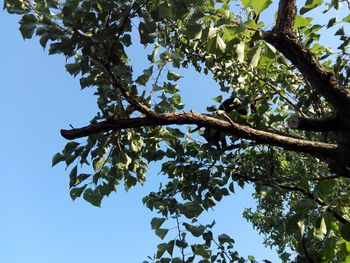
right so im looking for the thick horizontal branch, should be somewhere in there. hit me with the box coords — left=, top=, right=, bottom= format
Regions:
left=288, top=115, right=341, bottom=132
left=61, top=112, right=339, bottom=159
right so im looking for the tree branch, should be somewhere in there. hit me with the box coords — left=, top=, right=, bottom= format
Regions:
left=265, top=82, right=306, bottom=117
left=232, top=172, right=350, bottom=225
left=275, top=0, right=296, bottom=33
left=108, top=70, right=157, bottom=117
left=116, top=0, right=151, bottom=41
left=81, top=31, right=156, bottom=117
left=288, top=115, right=342, bottom=132
left=60, top=112, right=339, bottom=159
left=272, top=185, right=349, bottom=225
left=263, top=0, right=350, bottom=113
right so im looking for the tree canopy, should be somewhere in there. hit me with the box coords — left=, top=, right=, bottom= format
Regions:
left=4, top=0, right=350, bottom=261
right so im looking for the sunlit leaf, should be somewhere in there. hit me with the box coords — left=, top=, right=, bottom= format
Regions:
left=241, top=0, right=272, bottom=15
left=236, top=42, right=245, bottom=62
left=294, top=16, right=313, bottom=28
left=250, top=46, right=261, bottom=68
left=300, top=0, right=323, bottom=14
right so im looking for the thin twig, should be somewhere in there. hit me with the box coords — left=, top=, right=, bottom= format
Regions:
left=116, top=0, right=152, bottom=41
left=266, top=82, right=306, bottom=117
left=175, top=215, right=186, bottom=261
left=233, top=172, right=350, bottom=225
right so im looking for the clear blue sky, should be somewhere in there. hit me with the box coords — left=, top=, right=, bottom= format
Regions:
left=0, top=3, right=314, bottom=262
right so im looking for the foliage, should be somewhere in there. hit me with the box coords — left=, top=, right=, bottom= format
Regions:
left=5, top=0, right=350, bottom=261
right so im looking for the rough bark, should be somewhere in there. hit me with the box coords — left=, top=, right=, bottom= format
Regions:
left=61, top=111, right=339, bottom=159
left=59, top=0, right=350, bottom=173
left=263, top=0, right=350, bottom=114
left=288, top=115, right=341, bottom=132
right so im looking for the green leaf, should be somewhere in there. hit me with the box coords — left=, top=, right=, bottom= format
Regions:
left=171, top=93, right=183, bottom=109
left=80, top=76, right=94, bottom=89
left=327, top=17, right=337, bottom=28
left=213, top=95, right=223, bottom=103
left=250, top=0, right=272, bottom=15
left=343, top=14, right=350, bottom=23
left=216, top=35, right=226, bottom=53
left=294, top=16, right=313, bottom=28
left=166, top=240, right=175, bottom=256
left=240, top=0, right=250, bottom=8
left=185, top=24, right=202, bottom=39
left=193, top=244, right=210, bottom=258
left=83, top=188, right=102, bottom=207
left=241, top=0, right=272, bottom=15
left=65, top=63, right=81, bottom=76
left=70, top=185, right=87, bottom=201
left=98, top=182, right=116, bottom=197
left=52, top=152, right=65, bottom=167
left=175, top=239, right=188, bottom=249
left=181, top=201, right=204, bottom=218
left=316, top=180, right=335, bottom=198
left=300, top=0, right=323, bottom=15
left=183, top=223, right=206, bottom=237
left=131, top=139, right=143, bottom=152
left=147, top=150, right=165, bottom=162
left=93, top=157, right=106, bottom=172
left=120, top=34, right=132, bottom=47
left=341, top=223, right=350, bottom=241
left=65, top=155, right=76, bottom=166
left=19, top=23, right=36, bottom=39
left=167, top=71, right=181, bottom=81
left=138, top=22, right=156, bottom=45
left=39, top=34, right=50, bottom=48
left=21, top=14, right=37, bottom=23
left=119, top=152, right=132, bottom=168
left=4, top=0, right=30, bottom=14
left=319, top=217, right=327, bottom=235
left=19, top=14, right=38, bottom=39
left=237, top=22, right=247, bottom=32
left=63, top=142, right=80, bottom=155
left=151, top=5, right=172, bottom=20
left=250, top=46, right=261, bottom=68
left=297, top=219, right=306, bottom=237
left=205, top=37, right=217, bottom=54
left=151, top=217, right=166, bottom=230
left=124, top=175, right=137, bottom=189
left=155, top=228, right=169, bottom=239
left=218, top=234, right=234, bottom=244
left=236, top=42, right=245, bottom=62
left=208, top=27, right=219, bottom=39
left=75, top=173, right=90, bottom=185
left=69, top=165, right=78, bottom=188
left=248, top=255, right=256, bottom=261
left=156, top=243, right=168, bottom=258
left=314, top=217, right=327, bottom=239
left=35, top=27, right=46, bottom=36
left=136, top=66, right=153, bottom=86
left=245, top=19, right=257, bottom=30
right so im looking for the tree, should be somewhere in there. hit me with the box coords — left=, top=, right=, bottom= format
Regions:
left=4, top=0, right=350, bottom=261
